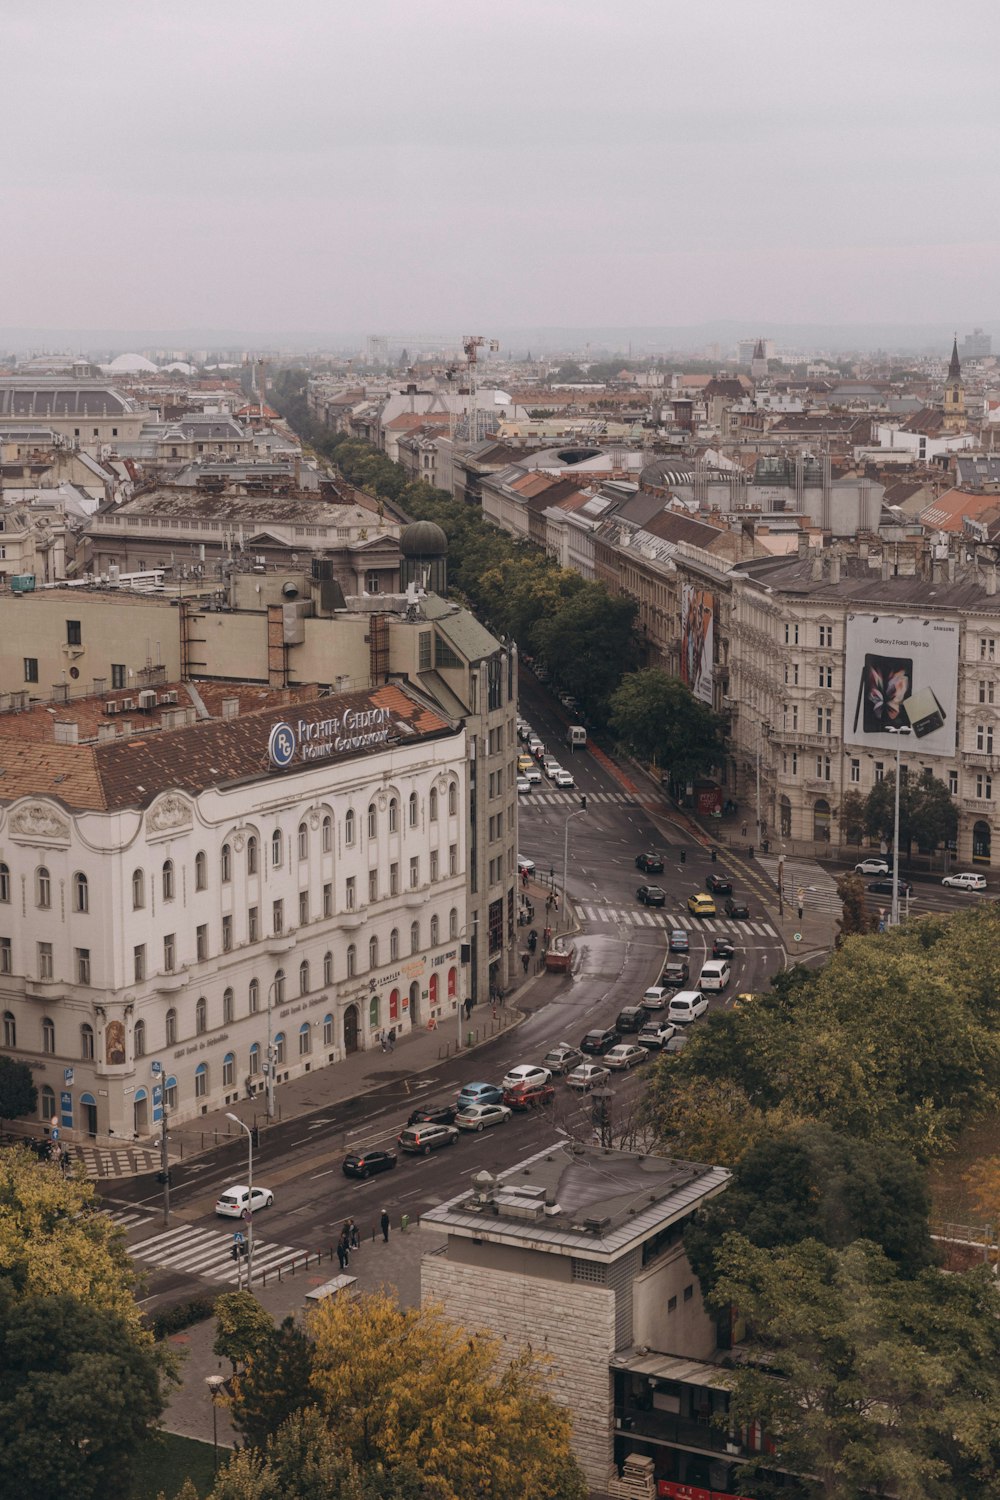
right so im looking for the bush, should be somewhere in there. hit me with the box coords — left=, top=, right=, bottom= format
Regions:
left=148, top=1295, right=217, bottom=1340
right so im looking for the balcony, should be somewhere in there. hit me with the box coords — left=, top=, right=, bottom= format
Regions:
left=962, top=752, right=1000, bottom=770
left=616, top=1404, right=747, bottom=1459
left=153, top=970, right=186, bottom=994
left=265, top=933, right=297, bottom=955
left=961, top=797, right=995, bottom=814
left=24, top=976, right=61, bottom=1000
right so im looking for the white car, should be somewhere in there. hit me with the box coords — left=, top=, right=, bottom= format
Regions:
left=455, top=1102, right=512, bottom=1132
left=566, top=1063, right=610, bottom=1091
left=543, top=760, right=562, bottom=779
left=517, top=854, right=536, bottom=875
left=854, top=857, right=890, bottom=876
left=667, top=990, right=710, bottom=1024
left=553, top=770, right=576, bottom=788
left=942, top=872, right=988, bottom=891
left=502, top=1063, right=553, bottom=1090
left=604, top=1044, right=647, bottom=1070
left=517, top=777, right=532, bottom=795
left=215, top=1183, right=274, bottom=1217
left=638, top=1021, right=677, bottom=1050
left=522, top=766, right=542, bottom=785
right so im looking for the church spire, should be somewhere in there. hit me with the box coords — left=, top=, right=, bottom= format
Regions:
left=948, top=334, right=961, bottom=382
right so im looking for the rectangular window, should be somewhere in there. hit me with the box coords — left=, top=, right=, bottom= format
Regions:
left=76, top=948, right=91, bottom=985
left=345, top=877, right=356, bottom=911
left=819, top=625, right=833, bottom=647
left=24, top=657, right=38, bottom=683
left=0, top=938, right=10, bottom=975
left=323, top=883, right=332, bottom=919
left=430, top=851, right=439, bottom=882
left=784, top=622, right=799, bottom=645
left=368, top=870, right=378, bottom=903
left=979, top=680, right=995, bottom=704
left=981, top=637, right=996, bottom=661
left=874, top=762, right=885, bottom=783
left=819, top=665, right=832, bottom=688
left=409, top=857, right=419, bottom=889
left=449, top=844, right=458, bottom=876
left=389, top=863, right=399, bottom=897
left=111, top=663, right=126, bottom=689
left=850, top=758, right=860, bottom=784
left=948, top=769, right=959, bottom=795
left=163, top=933, right=175, bottom=972
left=298, top=891, right=309, bottom=926
left=221, top=914, right=233, bottom=952
left=248, top=906, right=259, bottom=943
left=977, top=724, right=994, bottom=753
left=38, top=942, right=53, bottom=980
left=977, top=773, right=993, bottom=800
left=66, top=620, right=82, bottom=646
left=133, top=944, right=145, bottom=982
left=196, top=925, right=207, bottom=961
left=272, top=899, right=283, bottom=935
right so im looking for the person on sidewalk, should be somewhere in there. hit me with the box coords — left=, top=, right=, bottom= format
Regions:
left=348, top=1218, right=360, bottom=1250
left=521, top=951, right=530, bottom=974
left=379, top=1031, right=386, bottom=1053
left=387, top=1028, right=396, bottom=1052
left=336, top=1237, right=348, bottom=1271
left=380, top=1208, right=390, bottom=1243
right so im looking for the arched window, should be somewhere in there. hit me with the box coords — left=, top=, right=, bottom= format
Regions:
left=274, top=1032, right=286, bottom=1065
left=223, top=1052, right=235, bottom=1087
left=40, top=1084, right=56, bottom=1121
left=430, top=914, right=439, bottom=946
left=448, top=966, right=457, bottom=998
left=368, top=934, right=379, bottom=969
left=273, top=968, right=285, bottom=1005
left=162, top=859, right=175, bottom=900
left=3, top=1012, right=15, bottom=1048
left=249, top=1043, right=261, bottom=1075
left=298, top=822, right=308, bottom=859
left=165, top=1008, right=176, bottom=1046
left=429, top=973, right=438, bottom=1007
left=390, top=927, right=399, bottom=961
left=37, top=867, right=52, bottom=909
left=323, top=951, right=333, bottom=986
left=133, top=1019, right=146, bottom=1057
left=410, top=920, right=420, bottom=955
left=0, top=863, right=8, bottom=903
left=221, top=843, right=232, bottom=883
left=223, top=987, right=234, bottom=1024
left=298, top=1022, right=311, bottom=1056
left=449, top=907, right=458, bottom=939
left=194, top=850, right=207, bottom=890
left=299, top=959, right=310, bottom=996
left=322, top=815, right=332, bottom=852
left=73, top=872, right=89, bottom=913
left=80, top=1022, right=94, bottom=1059
left=345, top=809, right=356, bottom=846
left=390, top=988, right=400, bottom=1020
left=429, top=786, right=438, bottom=821
left=195, top=997, right=207, bottom=1034
left=249, top=979, right=260, bottom=1014
left=323, top=1013, right=333, bottom=1046
left=448, top=781, right=458, bottom=817
left=271, top=829, right=282, bottom=868
left=131, top=868, right=144, bottom=909
left=246, top=836, right=258, bottom=875
left=346, top=944, right=356, bottom=978
left=42, top=1016, right=55, bottom=1054
left=194, top=1062, right=208, bottom=1098
left=369, top=995, right=380, bottom=1030
left=409, top=792, right=418, bottom=827
left=388, top=798, right=398, bottom=833
left=367, top=804, right=377, bottom=839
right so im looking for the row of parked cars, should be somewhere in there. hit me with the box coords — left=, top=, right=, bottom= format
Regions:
left=516, top=719, right=575, bottom=791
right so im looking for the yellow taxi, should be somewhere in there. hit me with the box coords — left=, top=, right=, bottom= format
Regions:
left=732, top=992, right=757, bottom=1008
left=687, top=892, right=717, bottom=918
left=517, top=754, right=534, bottom=774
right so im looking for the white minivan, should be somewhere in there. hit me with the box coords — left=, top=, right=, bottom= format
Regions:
left=698, top=959, right=731, bottom=993
left=667, top=990, right=709, bottom=1024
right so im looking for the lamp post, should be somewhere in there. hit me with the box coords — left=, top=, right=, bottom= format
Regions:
left=205, top=1373, right=225, bottom=1472
left=457, top=914, right=478, bottom=1051
left=264, top=978, right=279, bottom=1120
left=562, top=799, right=587, bottom=925
left=153, top=1059, right=169, bottom=1227
left=887, top=725, right=912, bottom=927
left=225, top=1112, right=254, bottom=1283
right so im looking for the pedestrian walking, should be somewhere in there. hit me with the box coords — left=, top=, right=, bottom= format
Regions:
left=380, top=1208, right=390, bottom=1242
left=545, top=893, right=554, bottom=914
left=348, top=1218, right=360, bottom=1250
left=543, top=925, right=552, bottom=949
left=528, top=928, right=537, bottom=952
left=379, top=1031, right=386, bottom=1053
left=521, top=869, right=528, bottom=889
left=388, top=1027, right=396, bottom=1052
left=336, top=1238, right=347, bottom=1271
left=521, top=951, right=530, bottom=974
left=741, top=822, right=748, bottom=838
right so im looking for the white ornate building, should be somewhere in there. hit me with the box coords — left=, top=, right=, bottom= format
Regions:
left=0, top=681, right=467, bottom=1139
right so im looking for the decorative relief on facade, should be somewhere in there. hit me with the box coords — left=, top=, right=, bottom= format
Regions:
left=147, top=794, right=193, bottom=834
left=9, top=803, right=70, bottom=841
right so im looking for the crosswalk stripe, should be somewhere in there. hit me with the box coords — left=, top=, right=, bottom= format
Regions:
left=761, top=924, right=776, bottom=936
left=129, top=1222, right=303, bottom=1286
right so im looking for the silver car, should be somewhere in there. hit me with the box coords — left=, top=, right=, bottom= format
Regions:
left=544, top=1043, right=584, bottom=1075
left=566, top=1063, right=611, bottom=1091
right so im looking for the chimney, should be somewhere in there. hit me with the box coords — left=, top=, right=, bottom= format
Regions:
left=882, top=557, right=892, bottom=582
left=811, top=553, right=823, bottom=581
left=797, top=530, right=811, bottom=559
left=97, top=722, right=116, bottom=743
left=988, top=565, right=998, bottom=598
left=221, top=697, right=240, bottom=721
left=830, top=551, right=841, bottom=585
left=53, top=720, right=79, bottom=745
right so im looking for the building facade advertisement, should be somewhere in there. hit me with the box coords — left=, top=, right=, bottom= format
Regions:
left=843, top=613, right=959, bottom=757
left=681, top=586, right=714, bottom=706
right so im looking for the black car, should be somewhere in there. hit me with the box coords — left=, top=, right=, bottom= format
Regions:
left=868, top=877, right=914, bottom=898
left=580, top=1026, right=619, bottom=1055
left=637, top=884, right=667, bottom=907
left=635, top=852, right=664, bottom=874
left=712, top=937, right=736, bottom=959
left=724, top=897, right=751, bottom=919
left=706, top=873, right=733, bottom=895
left=660, top=958, right=690, bottom=986
left=616, top=1005, right=649, bottom=1034
left=407, top=1100, right=458, bottom=1127
left=342, top=1148, right=397, bottom=1179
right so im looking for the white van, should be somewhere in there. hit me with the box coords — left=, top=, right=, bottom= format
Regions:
left=667, top=990, right=709, bottom=1024
left=698, top=959, right=731, bottom=993
left=566, top=725, right=587, bottom=750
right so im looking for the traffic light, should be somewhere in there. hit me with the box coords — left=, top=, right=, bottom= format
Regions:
left=251, top=1126, right=260, bottom=1149
left=679, top=849, right=686, bottom=864
left=157, top=1169, right=172, bottom=1186
left=231, top=1244, right=240, bottom=1262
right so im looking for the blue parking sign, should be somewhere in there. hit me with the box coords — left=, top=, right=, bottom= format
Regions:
left=60, top=1091, right=73, bottom=1129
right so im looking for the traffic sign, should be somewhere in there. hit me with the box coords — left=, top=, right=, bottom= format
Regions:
left=233, top=1230, right=245, bottom=1244
left=63, top=1068, right=74, bottom=1085
left=51, top=1128, right=59, bottom=1141
left=793, top=932, right=802, bottom=943
left=150, top=1060, right=162, bottom=1075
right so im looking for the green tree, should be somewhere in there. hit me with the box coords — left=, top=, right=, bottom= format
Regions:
left=0, top=1293, right=167, bottom=1500
left=838, top=789, right=867, bottom=845
left=230, top=1314, right=315, bottom=1451
left=835, top=871, right=875, bottom=941
left=0, top=1057, right=37, bottom=1121
left=864, top=769, right=957, bottom=856
left=213, top=1291, right=275, bottom=1372
left=609, top=668, right=723, bottom=781
left=533, top=585, right=639, bottom=717
left=208, top=1409, right=367, bottom=1500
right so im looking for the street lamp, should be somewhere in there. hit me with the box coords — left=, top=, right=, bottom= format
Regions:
left=205, top=1373, right=225, bottom=1471
left=457, top=914, right=478, bottom=1051
left=886, top=725, right=912, bottom=927
left=562, top=798, right=587, bottom=922
left=225, top=1112, right=254, bottom=1284
left=264, top=978, right=280, bottom=1119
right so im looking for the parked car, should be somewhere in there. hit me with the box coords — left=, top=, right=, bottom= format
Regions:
left=942, top=872, right=988, bottom=891
left=638, top=1020, right=677, bottom=1050
left=868, top=877, right=914, bottom=898
left=504, top=1080, right=555, bottom=1110
left=397, top=1123, right=459, bottom=1155
left=566, top=1062, right=611, bottom=1091
left=687, top=893, right=716, bottom=918
left=605, top=1043, right=647, bottom=1071
left=543, top=1042, right=584, bottom=1075
left=553, top=769, right=576, bottom=788
left=642, top=984, right=671, bottom=1010
left=406, top=1100, right=458, bottom=1127
left=706, top=873, right=733, bottom=895
left=580, top=1026, right=619, bottom=1055
left=342, top=1147, right=397, bottom=1179
left=660, top=958, right=690, bottom=986
left=698, top=959, right=732, bottom=992
left=664, top=1032, right=689, bottom=1053
left=667, top=990, right=709, bottom=1024
left=637, top=884, right=667, bottom=907
left=855, top=856, right=891, bottom=876
left=724, top=897, right=751, bottom=919
left=616, top=1005, right=649, bottom=1033
left=456, top=1081, right=504, bottom=1108
left=216, top=1184, right=274, bottom=1217
left=517, top=855, right=536, bottom=876
left=501, top=1064, right=552, bottom=1091
left=456, top=1102, right=512, bottom=1132
left=711, top=937, right=736, bottom=960
left=668, top=930, right=690, bottom=954
left=635, top=852, right=665, bottom=874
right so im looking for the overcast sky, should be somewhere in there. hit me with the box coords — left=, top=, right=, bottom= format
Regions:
left=5, top=1, right=998, bottom=341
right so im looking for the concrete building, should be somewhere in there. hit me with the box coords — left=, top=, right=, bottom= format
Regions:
left=0, top=680, right=468, bottom=1139
left=0, top=378, right=149, bottom=452
left=420, top=1143, right=735, bottom=1496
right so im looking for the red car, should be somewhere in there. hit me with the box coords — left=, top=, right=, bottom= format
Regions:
left=503, top=1081, right=555, bottom=1111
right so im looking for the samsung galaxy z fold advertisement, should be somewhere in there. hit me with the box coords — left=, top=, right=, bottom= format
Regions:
left=843, top=614, right=959, bottom=757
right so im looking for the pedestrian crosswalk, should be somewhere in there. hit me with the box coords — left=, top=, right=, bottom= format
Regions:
left=573, top=905, right=777, bottom=938
left=756, top=855, right=842, bottom=915
left=129, top=1222, right=304, bottom=1285
left=527, top=790, right=635, bottom=807
left=103, top=1204, right=157, bottom=1231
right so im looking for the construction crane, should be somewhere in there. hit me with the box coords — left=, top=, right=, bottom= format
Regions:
left=463, top=334, right=499, bottom=443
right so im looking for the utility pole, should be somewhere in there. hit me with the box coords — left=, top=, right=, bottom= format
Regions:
left=153, top=1060, right=169, bottom=1227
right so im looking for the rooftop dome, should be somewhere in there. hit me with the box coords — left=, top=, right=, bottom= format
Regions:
left=400, top=519, right=447, bottom=557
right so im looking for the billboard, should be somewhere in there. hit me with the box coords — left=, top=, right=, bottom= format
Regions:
left=843, top=613, right=959, bottom=757
left=681, top=586, right=714, bottom=706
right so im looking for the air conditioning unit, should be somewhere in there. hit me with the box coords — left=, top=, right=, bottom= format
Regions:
left=104, top=700, right=119, bottom=715
left=138, top=690, right=157, bottom=712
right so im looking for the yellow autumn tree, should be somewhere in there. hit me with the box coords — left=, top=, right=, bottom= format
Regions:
left=307, top=1290, right=586, bottom=1500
